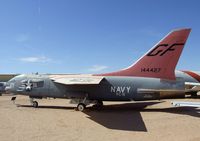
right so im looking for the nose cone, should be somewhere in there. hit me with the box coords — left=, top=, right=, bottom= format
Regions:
left=5, top=82, right=14, bottom=94
left=0, top=82, right=6, bottom=93
left=5, top=74, right=28, bottom=94
left=5, top=78, right=16, bottom=94
left=5, top=85, right=11, bottom=92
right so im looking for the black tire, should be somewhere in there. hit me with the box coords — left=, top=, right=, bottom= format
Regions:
left=97, top=101, right=103, bottom=107
left=93, top=101, right=103, bottom=110
left=77, top=103, right=86, bottom=111
left=33, top=101, right=38, bottom=108
left=191, top=93, right=198, bottom=97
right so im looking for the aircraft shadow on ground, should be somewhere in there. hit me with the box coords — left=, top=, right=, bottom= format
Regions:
left=83, top=102, right=200, bottom=132
left=17, top=101, right=200, bottom=132
left=84, top=102, right=161, bottom=132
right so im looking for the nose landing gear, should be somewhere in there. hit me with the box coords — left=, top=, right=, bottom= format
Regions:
left=32, top=101, right=38, bottom=108
left=30, top=97, right=39, bottom=108
left=11, top=96, right=17, bottom=105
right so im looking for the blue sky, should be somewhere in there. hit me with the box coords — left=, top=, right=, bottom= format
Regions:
left=0, top=0, right=200, bottom=74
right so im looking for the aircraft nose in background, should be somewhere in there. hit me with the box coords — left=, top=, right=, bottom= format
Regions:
left=5, top=79, right=16, bottom=93
left=5, top=84, right=13, bottom=93
left=5, top=85, right=11, bottom=92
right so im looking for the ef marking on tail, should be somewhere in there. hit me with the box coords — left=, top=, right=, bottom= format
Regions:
left=147, top=43, right=185, bottom=56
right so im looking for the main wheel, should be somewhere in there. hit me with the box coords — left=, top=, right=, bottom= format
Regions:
left=191, top=93, right=197, bottom=97
left=33, top=101, right=38, bottom=108
left=97, top=101, right=103, bottom=107
left=77, top=103, right=86, bottom=111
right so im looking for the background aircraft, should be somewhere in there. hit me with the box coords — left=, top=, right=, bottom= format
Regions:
left=0, top=74, right=17, bottom=96
left=6, top=28, right=199, bottom=111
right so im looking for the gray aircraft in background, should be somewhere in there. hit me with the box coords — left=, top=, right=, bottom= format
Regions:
left=0, top=82, right=7, bottom=96
left=0, top=74, right=17, bottom=95
left=6, top=28, right=200, bottom=111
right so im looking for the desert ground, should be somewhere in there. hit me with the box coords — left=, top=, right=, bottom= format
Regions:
left=0, top=95, right=200, bottom=141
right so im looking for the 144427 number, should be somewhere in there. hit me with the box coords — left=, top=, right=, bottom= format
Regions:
left=141, top=68, right=161, bottom=73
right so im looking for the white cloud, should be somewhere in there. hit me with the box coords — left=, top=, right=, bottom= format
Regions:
left=16, top=34, right=29, bottom=43
left=87, top=65, right=108, bottom=72
left=19, top=56, right=51, bottom=63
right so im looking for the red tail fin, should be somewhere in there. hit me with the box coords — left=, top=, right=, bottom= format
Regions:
left=96, top=28, right=191, bottom=80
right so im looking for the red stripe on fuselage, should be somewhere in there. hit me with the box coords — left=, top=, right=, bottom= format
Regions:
left=182, top=71, right=200, bottom=82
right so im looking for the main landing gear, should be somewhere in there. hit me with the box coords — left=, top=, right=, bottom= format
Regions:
left=79, top=100, right=103, bottom=111
left=77, top=103, right=86, bottom=111
left=73, top=97, right=89, bottom=112
left=76, top=101, right=103, bottom=111
left=71, top=98, right=103, bottom=112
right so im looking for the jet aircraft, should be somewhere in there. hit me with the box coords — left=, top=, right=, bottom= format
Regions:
left=6, top=28, right=200, bottom=111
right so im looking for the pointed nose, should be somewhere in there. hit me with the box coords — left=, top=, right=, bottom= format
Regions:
left=5, top=81, right=15, bottom=94
left=5, top=86, right=11, bottom=92
left=0, top=82, right=7, bottom=94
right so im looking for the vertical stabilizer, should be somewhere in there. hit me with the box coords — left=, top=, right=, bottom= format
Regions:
left=96, top=28, right=191, bottom=80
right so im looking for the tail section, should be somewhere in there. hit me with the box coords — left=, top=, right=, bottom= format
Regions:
left=96, top=28, right=191, bottom=80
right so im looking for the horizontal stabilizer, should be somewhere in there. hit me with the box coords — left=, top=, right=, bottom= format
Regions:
left=172, top=101, right=200, bottom=107
left=185, top=82, right=200, bottom=92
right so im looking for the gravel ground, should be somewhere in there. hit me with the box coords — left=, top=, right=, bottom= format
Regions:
left=0, top=95, right=200, bottom=141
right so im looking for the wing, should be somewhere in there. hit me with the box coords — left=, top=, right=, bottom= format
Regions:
left=172, top=101, right=200, bottom=107
left=49, top=74, right=104, bottom=85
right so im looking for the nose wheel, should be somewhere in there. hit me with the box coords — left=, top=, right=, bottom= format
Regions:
left=30, top=97, right=39, bottom=108
left=32, top=101, right=38, bottom=108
